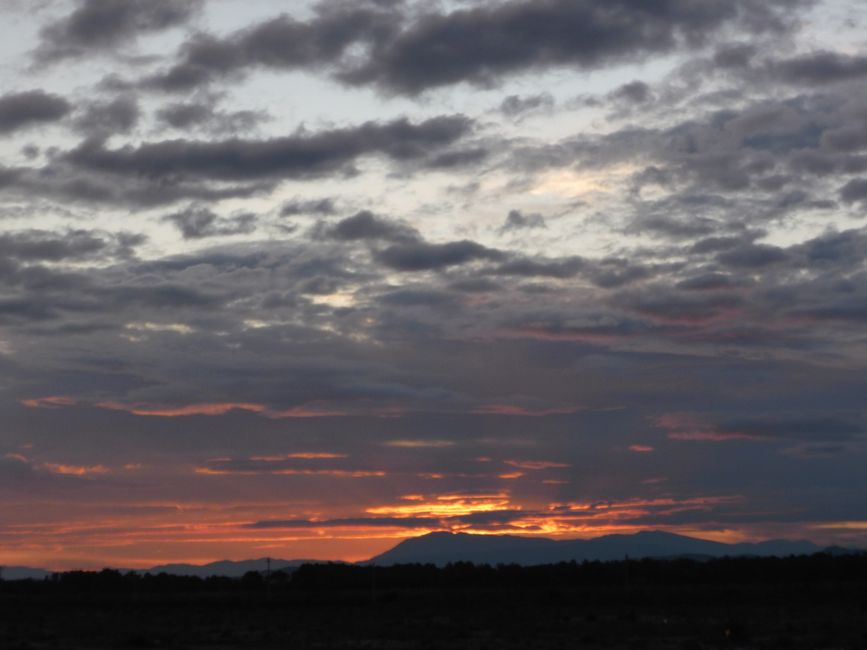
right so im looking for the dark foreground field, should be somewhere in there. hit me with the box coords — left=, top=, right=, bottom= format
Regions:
left=2, top=554, right=866, bottom=649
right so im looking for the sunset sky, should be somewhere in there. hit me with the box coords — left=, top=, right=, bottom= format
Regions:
left=1, top=0, right=867, bottom=570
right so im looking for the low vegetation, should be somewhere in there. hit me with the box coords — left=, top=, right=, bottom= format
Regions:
left=2, top=553, right=866, bottom=648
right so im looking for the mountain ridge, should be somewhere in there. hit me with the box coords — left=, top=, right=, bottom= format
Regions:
left=365, top=530, right=829, bottom=566
left=3, top=531, right=860, bottom=579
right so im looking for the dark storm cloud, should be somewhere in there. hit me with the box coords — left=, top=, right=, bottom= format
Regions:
left=35, top=0, right=202, bottom=62
left=163, top=206, right=257, bottom=240
left=64, top=115, right=474, bottom=181
left=0, top=91, right=71, bottom=134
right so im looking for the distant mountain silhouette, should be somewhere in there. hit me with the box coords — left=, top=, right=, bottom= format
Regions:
left=0, top=566, right=52, bottom=580
left=366, top=530, right=824, bottom=566
left=3, top=531, right=856, bottom=580
left=145, top=558, right=319, bottom=578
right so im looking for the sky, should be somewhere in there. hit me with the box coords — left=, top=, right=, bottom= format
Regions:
left=1, top=0, right=867, bottom=570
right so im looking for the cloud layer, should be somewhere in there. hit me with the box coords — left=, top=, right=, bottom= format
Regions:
left=0, top=0, right=865, bottom=569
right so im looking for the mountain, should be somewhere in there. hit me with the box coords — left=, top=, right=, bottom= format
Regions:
left=0, top=559, right=320, bottom=581
left=366, top=531, right=824, bottom=566
left=144, top=558, right=319, bottom=578
left=0, top=566, right=52, bottom=580
left=0, top=532, right=850, bottom=580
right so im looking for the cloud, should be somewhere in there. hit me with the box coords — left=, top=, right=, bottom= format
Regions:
left=0, top=229, right=143, bottom=263
left=375, top=240, right=504, bottom=271
left=280, top=198, right=337, bottom=217
left=339, top=0, right=803, bottom=94
left=498, top=209, right=547, bottom=235
left=611, top=80, right=652, bottom=104
left=72, top=96, right=140, bottom=136
left=164, top=206, right=257, bottom=239
left=717, top=243, right=789, bottom=268
left=155, top=100, right=267, bottom=134
left=776, top=51, right=867, bottom=85
left=64, top=115, right=474, bottom=181
left=0, top=91, right=71, bottom=134
left=137, top=0, right=806, bottom=96
left=655, top=413, right=867, bottom=444
left=325, top=211, right=420, bottom=243
left=492, top=255, right=584, bottom=279
left=35, top=0, right=203, bottom=63
left=499, top=93, right=555, bottom=117
left=840, top=179, right=867, bottom=204
left=4, top=0, right=867, bottom=564
left=142, top=5, right=401, bottom=92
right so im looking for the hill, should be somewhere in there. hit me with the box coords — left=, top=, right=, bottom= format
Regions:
left=0, top=566, right=52, bottom=581
left=144, top=558, right=319, bottom=578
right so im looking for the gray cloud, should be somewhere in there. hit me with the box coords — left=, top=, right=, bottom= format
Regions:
left=164, top=206, right=257, bottom=240
left=325, top=211, right=420, bottom=244
left=0, top=91, right=71, bottom=134
left=340, top=0, right=804, bottom=94
left=499, top=93, right=555, bottom=117
left=611, top=80, right=652, bottom=104
left=0, top=229, right=144, bottom=264
left=280, top=198, right=338, bottom=217
left=498, top=209, right=547, bottom=235
left=155, top=100, right=266, bottom=134
left=35, top=0, right=203, bottom=63
left=73, top=96, right=140, bottom=136
left=64, top=115, right=474, bottom=181
left=840, top=179, right=867, bottom=205
left=776, top=51, right=867, bottom=85
left=376, top=240, right=505, bottom=272
left=142, top=5, right=400, bottom=92
left=138, top=0, right=807, bottom=96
